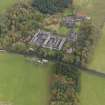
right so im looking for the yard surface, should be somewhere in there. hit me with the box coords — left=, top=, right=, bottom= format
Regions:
left=74, top=0, right=105, bottom=105
left=0, top=53, right=50, bottom=105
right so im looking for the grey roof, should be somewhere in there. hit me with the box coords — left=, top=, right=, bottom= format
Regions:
left=67, top=31, right=78, bottom=42
left=31, top=30, right=66, bottom=50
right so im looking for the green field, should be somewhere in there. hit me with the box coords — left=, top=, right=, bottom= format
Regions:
left=0, top=53, right=50, bottom=105
left=80, top=72, right=105, bottom=105
left=0, top=0, right=16, bottom=13
left=74, top=0, right=105, bottom=26
left=74, top=0, right=105, bottom=105
left=88, top=25, right=105, bottom=71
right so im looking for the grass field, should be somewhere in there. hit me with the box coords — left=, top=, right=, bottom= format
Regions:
left=80, top=72, right=105, bottom=105
left=88, top=25, right=105, bottom=71
left=0, top=53, right=50, bottom=105
left=74, top=0, right=105, bottom=105
left=0, top=0, right=16, bottom=13
left=74, top=0, right=105, bottom=26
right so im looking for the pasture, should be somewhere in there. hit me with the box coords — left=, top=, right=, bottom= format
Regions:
left=0, top=53, right=50, bottom=105
left=88, top=25, right=105, bottom=71
left=0, top=0, right=16, bottom=13
left=74, top=0, right=105, bottom=26
left=80, top=71, right=105, bottom=105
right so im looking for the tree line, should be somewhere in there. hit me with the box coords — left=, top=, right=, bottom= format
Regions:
left=32, top=0, right=72, bottom=14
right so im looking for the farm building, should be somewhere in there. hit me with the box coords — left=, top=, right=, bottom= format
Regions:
left=31, top=30, right=66, bottom=50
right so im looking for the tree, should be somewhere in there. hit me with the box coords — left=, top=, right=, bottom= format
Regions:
left=32, top=0, right=72, bottom=14
left=76, top=20, right=94, bottom=65
left=11, top=42, right=27, bottom=53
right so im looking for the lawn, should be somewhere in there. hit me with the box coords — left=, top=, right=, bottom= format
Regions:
left=57, top=26, right=70, bottom=36
left=0, top=53, right=51, bottom=105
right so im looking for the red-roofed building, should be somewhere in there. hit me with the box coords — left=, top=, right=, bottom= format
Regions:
left=76, top=11, right=91, bottom=20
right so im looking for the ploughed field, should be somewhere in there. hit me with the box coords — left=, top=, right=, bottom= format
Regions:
left=0, top=53, right=50, bottom=105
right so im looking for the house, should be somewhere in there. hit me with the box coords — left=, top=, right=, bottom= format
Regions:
left=63, top=16, right=76, bottom=28
left=67, top=31, right=78, bottom=42
left=66, top=48, right=76, bottom=54
left=63, top=12, right=91, bottom=28
left=43, top=35, right=66, bottom=50
left=76, top=12, right=91, bottom=20
left=31, top=30, right=50, bottom=46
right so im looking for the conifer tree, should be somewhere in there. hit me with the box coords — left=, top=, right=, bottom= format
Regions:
left=32, top=0, right=71, bottom=14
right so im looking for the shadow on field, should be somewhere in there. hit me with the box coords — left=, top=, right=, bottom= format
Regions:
left=79, top=66, right=105, bottom=78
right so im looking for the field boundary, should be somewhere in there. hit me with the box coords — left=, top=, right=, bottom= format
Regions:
left=79, top=66, right=105, bottom=78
